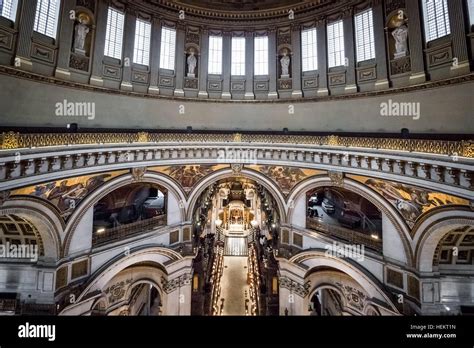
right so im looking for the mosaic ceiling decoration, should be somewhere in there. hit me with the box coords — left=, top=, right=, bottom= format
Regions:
left=12, top=170, right=128, bottom=220
left=348, top=175, right=470, bottom=228
left=246, top=165, right=326, bottom=195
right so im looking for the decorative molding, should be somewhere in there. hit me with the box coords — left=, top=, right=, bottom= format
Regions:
left=161, top=274, right=191, bottom=293
left=131, top=167, right=147, bottom=182
left=0, top=65, right=472, bottom=104
left=279, top=276, right=310, bottom=297
left=328, top=171, right=345, bottom=187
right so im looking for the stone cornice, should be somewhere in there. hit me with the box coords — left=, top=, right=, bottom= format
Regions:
left=0, top=65, right=472, bottom=105
left=127, top=0, right=367, bottom=29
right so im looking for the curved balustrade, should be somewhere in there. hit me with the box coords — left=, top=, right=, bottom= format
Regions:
left=306, top=217, right=383, bottom=252
left=92, top=214, right=167, bottom=247
left=0, top=133, right=472, bottom=197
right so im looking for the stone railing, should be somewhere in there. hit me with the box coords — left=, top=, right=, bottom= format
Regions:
left=92, top=214, right=167, bottom=247
left=306, top=218, right=383, bottom=252
left=0, top=132, right=472, bottom=197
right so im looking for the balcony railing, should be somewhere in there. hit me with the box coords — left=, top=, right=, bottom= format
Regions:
left=92, top=214, right=167, bottom=247
left=306, top=217, right=382, bottom=252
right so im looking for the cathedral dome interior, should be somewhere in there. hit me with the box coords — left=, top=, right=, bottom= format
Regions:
left=0, top=0, right=473, bottom=343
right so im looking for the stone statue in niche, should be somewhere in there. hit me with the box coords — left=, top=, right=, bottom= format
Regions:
left=280, top=49, right=290, bottom=78
left=390, top=10, right=409, bottom=59
left=392, top=24, right=408, bottom=59
left=187, top=48, right=197, bottom=77
left=74, top=14, right=91, bottom=55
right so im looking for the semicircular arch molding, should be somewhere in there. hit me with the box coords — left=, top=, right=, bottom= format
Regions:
left=75, top=246, right=182, bottom=304
left=185, top=168, right=288, bottom=223
left=63, top=172, right=187, bottom=257
left=0, top=198, right=63, bottom=260
left=292, top=250, right=400, bottom=314
left=287, top=176, right=413, bottom=266
left=413, top=208, right=474, bottom=273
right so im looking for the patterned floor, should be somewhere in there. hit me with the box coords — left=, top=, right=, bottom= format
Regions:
left=224, top=237, right=248, bottom=256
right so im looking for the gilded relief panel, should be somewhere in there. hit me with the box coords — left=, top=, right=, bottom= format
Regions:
left=348, top=175, right=470, bottom=228
left=149, top=165, right=228, bottom=193
left=246, top=165, right=325, bottom=195
left=12, top=170, right=128, bottom=220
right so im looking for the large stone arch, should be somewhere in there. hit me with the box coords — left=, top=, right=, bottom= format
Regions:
left=286, top=175, right=413, bottom=266
left=63, top=172, right=187, bottom=257
left=185, top=168, right=288, bottom=223
left=77, top=246, right=180, bottom=301
left=60, top=246, right=182, bottom=315
left=412, top=207, right=474, bottom=273
left=0, top=198, right=63, bottom=260
left=291, top=250, right=400, bottom=314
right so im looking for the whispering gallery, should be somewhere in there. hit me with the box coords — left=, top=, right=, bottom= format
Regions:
left=0, top=0, right=473, bottom=319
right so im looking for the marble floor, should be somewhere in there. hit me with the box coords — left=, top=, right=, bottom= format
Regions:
left=218, top=256, right=250, bottom=316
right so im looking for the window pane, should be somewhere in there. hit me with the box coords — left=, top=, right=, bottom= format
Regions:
left=355, top=9, right=375, bottom=62
left=160, top=26, right=176, bottom=70
left=231, top=37, right=246, bottom=76
left=301, top=28, right=318, bottom=72
left=469, top=0, right=474, bottom=26
left=254, top=36, right=268, bottom=75
left=33, top=0, right=60, bottom=39
left=423, top=0, right=450, bottom=42
left=1, top=0, right=18, bottom=21
left=327, top=20, right=345, bottom=68
left=104, top=7, right=125, bottom=60
left=208, top=36, right=223, bottom=75
left=133, top=18, right=151, bottom=66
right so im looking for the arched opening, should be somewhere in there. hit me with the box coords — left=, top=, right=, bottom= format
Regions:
left=190, top=177, right=281, bottom=316
left=92, top=183, right=167, bottom=247
left=306, top=187, right=383, bottom=252
left=310, top=288, right=344, bottom=316
left=433, top=225, right=474, bottom=273
left=305, top=267, right=384, bottom=316
left=0, top=214, right=45, bottom=259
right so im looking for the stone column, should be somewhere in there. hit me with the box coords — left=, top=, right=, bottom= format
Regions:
left=448, top=0, right=470, bottom=75
left=268, top=28, right=278, bottom=99
left=148, top=17, right=162, bottom=94
left=198, top=28, right=209, bottom=98
left=316, top=18, right=328, bottom=96
left=405, top=0, right=426, bottom=84
left=222, top=32, right=232, bottom=99
left=54, top=0, right=76, bottom=80
left=373, top=2, right=389, bottom=90
left=90, top=0, right=109, bottom=86
left=174, top=24, right=186, bottom=96
left=14, top=0, right=38, bottom=70
left=291, top=24, right=302, bottom=98
left=244, top=31, right=255, bottom=99
left=120, top=9, right=136, bottom=91
left=343, top=10, right=357, bottom=93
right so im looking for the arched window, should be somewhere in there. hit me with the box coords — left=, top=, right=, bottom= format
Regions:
left=422, top=0, right=451, bottom=42
left=33, top=0, right=61, bottom=39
